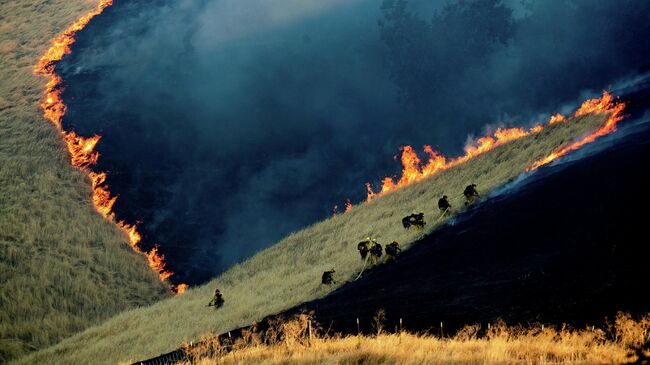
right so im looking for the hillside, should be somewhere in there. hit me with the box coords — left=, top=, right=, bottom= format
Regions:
left=0, top=1, right=167, bottom=362
left=289, top=119, right=650, bottom=333
left=13, top=108, right=619, bottom=364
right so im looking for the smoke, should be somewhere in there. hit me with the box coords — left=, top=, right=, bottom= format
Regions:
left=59, top=0, right=650, bottom=284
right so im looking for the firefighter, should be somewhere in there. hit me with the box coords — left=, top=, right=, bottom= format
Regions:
left=438, top=195, right=451, bottom=216
left=354, top=237, right=384, bottom=281
left=209, top=288, right=225, bottom=309
left=402, top=212, right=425, bottom=229
left=385, top=241, right=402, bottom=262
left=463, top=183, right=480, bottom=205
left=357, top=237, right=382, bottom=265
left=322, top=269, right=335, bottom=285
left=369, top=241, right=383, bottom=265
left=357, top=237, right=375, bottom=260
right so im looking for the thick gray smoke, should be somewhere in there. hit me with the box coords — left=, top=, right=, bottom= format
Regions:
left=60, top=0, right=650, bottom=284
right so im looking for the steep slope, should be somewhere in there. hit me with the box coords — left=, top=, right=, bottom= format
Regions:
left=132, top=116, right=650, bottom=365
left=292, top=120, right=650, bottom=334
left=0, top=1, right=167, bottom=362
left=15, top=109, right=617, bottom=365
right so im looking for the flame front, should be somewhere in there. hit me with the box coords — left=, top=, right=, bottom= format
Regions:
left=34, top=0, right=185, bottom=293
left=367, top=92, right=625, bottom=201
left=527, top=92, right=625, bottom=171
left=366, top=125, right=543, bottom=201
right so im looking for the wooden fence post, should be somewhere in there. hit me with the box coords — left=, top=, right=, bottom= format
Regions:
left=308, top=320, right=312, bottom=346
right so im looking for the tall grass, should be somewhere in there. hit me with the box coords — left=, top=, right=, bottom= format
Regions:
left=178, top=312, right=650, bottom=365
left=14, top=111, right=614, bottom=365
left=0, top=1, right=167, bottom=362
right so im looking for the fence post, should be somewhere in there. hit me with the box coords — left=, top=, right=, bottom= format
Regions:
left=440, top=322, right=444, bottom=338
left=356, top=318, right=360, bottom=335
left=308, top=320, right=312, bottom=346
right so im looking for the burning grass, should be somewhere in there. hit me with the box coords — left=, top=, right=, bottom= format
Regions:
left=15, top=106, right=623, bottom=365
left=175, top=312, right=649, bottom=365
left=32, top=0, right=184, bottom=290
left=366, top=92, right=624, bottom=201
left=0, top=0, right=166, bottom=362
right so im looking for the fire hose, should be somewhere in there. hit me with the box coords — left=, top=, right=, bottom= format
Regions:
left=354, top=255, right=370, bottom=281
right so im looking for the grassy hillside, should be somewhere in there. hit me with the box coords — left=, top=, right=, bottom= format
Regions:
left=15, top=110, right=614, bottom=365
left=0, top=1, right=167, bottom=362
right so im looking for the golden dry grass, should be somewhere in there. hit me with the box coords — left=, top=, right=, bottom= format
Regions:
left=13, top=110, right=613, bottom=365
left=178, top=312, right=650, bottom=365
left=0, top=1, right=167, bottom=362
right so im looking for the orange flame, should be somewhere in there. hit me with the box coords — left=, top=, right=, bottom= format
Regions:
left=34, top=0, right=186, bottom=293
left=344, top=199, right=352, bottom=213
left=333, top=198, right=353, bottom=216
left=549, top=113, right=566, bottom=125
left=175, top=283, right=189, bottom=294
left=527, top=92, right=625, bottom=171
left=367, top=92, right=625, bottom=201
left=366, top=125, right=542, bottom=201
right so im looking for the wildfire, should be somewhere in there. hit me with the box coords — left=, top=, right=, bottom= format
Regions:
left=367, top=92, right=624, bottom=201
left=366, top=124, right=543, bottom=201
left=34, top=0, right=186, bottom=293
left=527, top=92, right=625, bottom=170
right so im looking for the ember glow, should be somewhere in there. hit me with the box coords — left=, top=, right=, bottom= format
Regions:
left=34, top=0, right=186, bottom=293
left=367, top=92, right=625, bottom=201
left=344, top=199, right=353, bottom=213
left=333, top=199, right=353, bottom=216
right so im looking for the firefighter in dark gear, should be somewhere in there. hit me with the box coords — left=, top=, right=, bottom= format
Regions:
left=357, top=237, right=382, bottom=265
left=402, top=212, right=425, bottom=229
left=209, top=288, right=225, bottom=309
left=322, top=269, right=335, bottom=285
left=357, top=237, right=376, bottom=260
left=385, top=241, right=402, bottom=262
left=369, top=241, right=383, bottom=265
left=463, top=183, right=480, bottom=206
left=438, top=195, right=451, bottom=216
left=355, top=237, right=383, bottom=280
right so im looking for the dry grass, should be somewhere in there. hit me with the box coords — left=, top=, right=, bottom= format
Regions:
left=13, top=110, right=613, bottom=365
left=0, top=1, right=167, bottom=362
left=178, top=312, right=650, bottom=365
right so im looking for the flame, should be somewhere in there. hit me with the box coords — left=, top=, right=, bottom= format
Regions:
left=366, top=125, right=542, bottom=201
left=344, top=199, right=352, bottom=213
left=175, top=283, right=189, bottom=294
left=527, top=92, right=625, bottom=170
left=367, top=92, right=625, bottom=201
left=549, top=113, right=566, bottom=125
left=333, top=199, right=353, bottom=216
left=34, top=0, right=186, bottom=293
